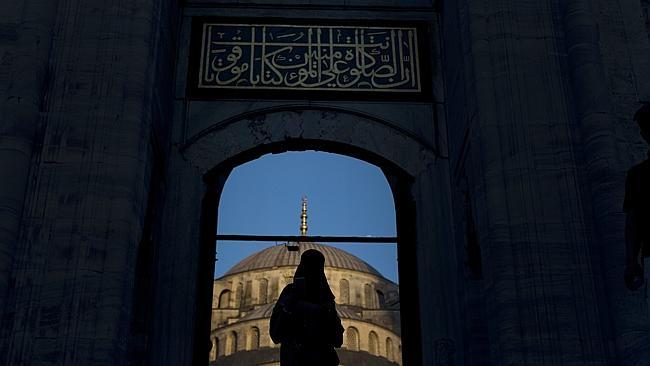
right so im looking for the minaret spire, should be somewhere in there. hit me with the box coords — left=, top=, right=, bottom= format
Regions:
left=300, top=196, right=308, bottom=236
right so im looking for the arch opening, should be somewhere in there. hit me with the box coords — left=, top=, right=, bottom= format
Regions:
left=218, top=290, right=231, bottom=309
left=369, top=331, right=380, bottom=356
left=347, top=327, right=360, bottom=351
left=193, top=138, right=423, bottom=366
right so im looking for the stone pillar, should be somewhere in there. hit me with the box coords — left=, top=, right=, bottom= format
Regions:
left=412, top=160, right=464, bottom=366
left=149, top=152, right=206, bottom=366
left=1, top=1, right=178, bottom=364
left=443, top=0, right=614, bottom=364
left=564, top=0, right=650, bottom=364
left=0, top=0, right=59, bottom=324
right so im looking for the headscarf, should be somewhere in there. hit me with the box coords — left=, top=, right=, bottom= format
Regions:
left=293, top=249, right=335, bottom=303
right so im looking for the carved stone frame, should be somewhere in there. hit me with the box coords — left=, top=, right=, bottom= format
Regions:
left=148, top=107, right=462, bottom=366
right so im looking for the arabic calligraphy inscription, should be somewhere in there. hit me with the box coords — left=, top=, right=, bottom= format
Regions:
left=198, top=23, right=421, bottom=92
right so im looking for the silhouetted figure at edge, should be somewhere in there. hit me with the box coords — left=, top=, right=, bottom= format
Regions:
left=624, top=102, right=650, bottom=291
left=270, top=249, right=344, bottom=366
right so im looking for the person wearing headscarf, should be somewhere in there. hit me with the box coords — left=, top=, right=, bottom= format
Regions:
left=270, top=249, right=344, bottom=366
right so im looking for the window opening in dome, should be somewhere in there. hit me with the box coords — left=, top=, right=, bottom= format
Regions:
left=249, top=327, right=260, bottom=350
left=339, top=279, right=350, bottom=304
left=377, top=290, right=386, bottom=308
left=209, top=151, right=403, bottom=366
left=217, top=290, right=231, bottom=309
left=258, top=278, right=268, bottom=304
left=369, top=331, right=380, bottom=355
left=244, top=280, right=253, bottom=307
left=234, top=283, right=243, bottom=308
left=346, top=327, right=360, bottom=351
left=387, top=337, right=395, bottom=361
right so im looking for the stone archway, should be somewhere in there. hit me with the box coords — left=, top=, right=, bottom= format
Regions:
left=149, top=107, right=461, bottom=366
left=180, top=106, right=439, bottom=177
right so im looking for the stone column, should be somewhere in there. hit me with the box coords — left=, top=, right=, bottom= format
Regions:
left=412, top=159, right=464, bottom=366
left=564, top=0, right=650, bottom=364
left=1, top=0, right=178, bottom=364
left=0, top=0, right=59, bottom=323
left=444, top=0, right=613, bottom=363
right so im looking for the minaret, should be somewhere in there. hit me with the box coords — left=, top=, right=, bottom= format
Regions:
left=300, top=196, right=308, bottom=236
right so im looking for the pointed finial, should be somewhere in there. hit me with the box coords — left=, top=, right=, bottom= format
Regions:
left=300, top=196, right=308, bottom=236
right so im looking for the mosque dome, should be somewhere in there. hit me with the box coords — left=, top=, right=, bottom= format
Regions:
left=210, top=199, right=401, bottom=365
left=224, top=242, right=384, bottom=277
left=211, top=241, right=402, bottom=366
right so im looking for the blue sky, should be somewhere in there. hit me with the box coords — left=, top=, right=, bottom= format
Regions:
left=215, top=151, right=399, bottom=283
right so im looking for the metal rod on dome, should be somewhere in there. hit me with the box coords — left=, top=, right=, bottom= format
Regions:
left=300, top=196, right=308, bottom=236
left=215, top=234, right=398, bottom=243
left=216, top=197, right=397, bottom=246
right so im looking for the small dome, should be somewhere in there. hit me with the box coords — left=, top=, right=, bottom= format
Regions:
left=222, top=242, right=383, bottom=277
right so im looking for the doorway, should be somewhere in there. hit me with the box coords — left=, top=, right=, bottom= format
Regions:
left=195, top=141, right=421, bottom=366
left=149, top=108, right=459, bottom=366
left=209, top=151, right=403, bottom=365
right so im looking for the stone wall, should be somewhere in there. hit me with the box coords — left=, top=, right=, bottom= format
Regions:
left=442, top=0, right=650, bottom=364
left=643, top=0, right=650, bottom=42
left=0, top=0, right=179, bottom=365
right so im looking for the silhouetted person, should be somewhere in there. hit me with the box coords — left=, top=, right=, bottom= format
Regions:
left=270, top=249, right=344, bottom=366
left=624, top=102, right=650, bottom=291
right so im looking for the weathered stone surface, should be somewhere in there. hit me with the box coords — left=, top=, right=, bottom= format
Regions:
left=0, top=0, right=178, bottom=365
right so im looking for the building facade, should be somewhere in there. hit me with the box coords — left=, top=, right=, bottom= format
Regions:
left=1, top=0, right=650, bottom=365
left=209, top=242, right=401, bottom=366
